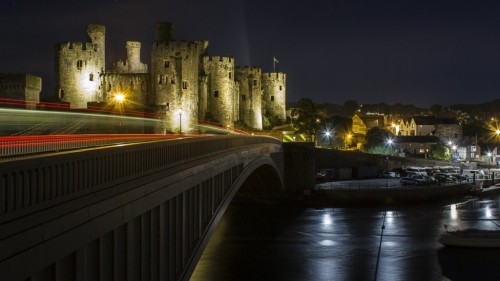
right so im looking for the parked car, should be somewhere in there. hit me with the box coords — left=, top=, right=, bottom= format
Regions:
left=434, top=173, right=456, bottom=184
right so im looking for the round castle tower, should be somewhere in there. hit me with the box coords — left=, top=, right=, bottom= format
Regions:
left=203, top=56, right=236, bottom=128
left=151, top=22, right=208, bottom=134
left=56, top=24, right=105, bottom=108
left=262, top=72, right=286, bottom=122
left=235, top=66, right=263, bottom=130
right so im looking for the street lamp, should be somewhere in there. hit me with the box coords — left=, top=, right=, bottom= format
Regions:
left=451, top=145, right=457, bottom=161
left=177, top=108, right=183, bottom=134
left=114, top=93, right=125, bottom=132
left=487, top=152, right=493, bottom=179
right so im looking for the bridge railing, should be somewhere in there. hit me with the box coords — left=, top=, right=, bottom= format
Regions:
left=0, top=135, right=281, bottom=215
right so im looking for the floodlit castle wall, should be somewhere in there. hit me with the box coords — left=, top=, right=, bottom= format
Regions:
left=111, top=41, right=148, bottom=74
left=262, top=72, right=286, bottom=122
left=56, top=24, right=105, bottom=108
left=204, top=56, right=236, bottom=128
left=151, top=24, right=209, bottom=133
left=103, top=73, right=149, bottom=109
left=235, top=66, right=262, bottom=130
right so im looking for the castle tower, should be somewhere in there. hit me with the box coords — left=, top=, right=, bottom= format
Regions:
left=151, top=22, right=209, bottom=134
left=56, top=24, right=105, bottom=108
left=262, top=72, right=286, bottom=123
left=203, top=56, right=236, bottom=128
left=235, top=66, right=263, bottom=130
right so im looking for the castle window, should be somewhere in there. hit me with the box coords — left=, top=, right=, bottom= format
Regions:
left=89, top=73, right=94, bottom=81
left=107, top=83, right=111, bottom=92
left=242, top=95, right=246, bottom=101
left=279, top=85, right=282, bottom=90
left=158, top=75, right=163, bottom=84
left=171, top=79, right=175, bottom=84
left=253, top=80, right=257, bottom=86
left=164, top=61, right=169, bottom=68
left=214, top=91, right=219, bottom=98
left=166, top=103, right=169, bottom=111
left=76, top=60, right=83, bottom=69
left=58, top=89, right=65, bottom=99
left=271, top=96, right=274, bottom=101
left=130, top=81, right=134, bottom=88
left=182, top=81, right=188, bottom=89
left=229, top=72, right=232, bottom=79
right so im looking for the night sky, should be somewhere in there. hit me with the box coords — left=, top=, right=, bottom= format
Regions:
left=2, top=0, right=500, bottom=108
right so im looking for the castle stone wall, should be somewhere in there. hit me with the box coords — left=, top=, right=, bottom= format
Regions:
left=103, top=73, right=149, bottom=109
left=262, top=72, right=286, bottom=122
left=151, top=40, right=209, bottom=133
left=204, top=56, right=235, bottom=128
left=0, top=73, right=41, bottom=109
left=111, top=41, right=148, bottom=74
left=235, top=66, right=263, bottom=130
left=56, top=24, right=105, bottom=108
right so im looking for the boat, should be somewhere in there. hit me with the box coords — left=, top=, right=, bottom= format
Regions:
left=439, top=226, right=500, bottom=247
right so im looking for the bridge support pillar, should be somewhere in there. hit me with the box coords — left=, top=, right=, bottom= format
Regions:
left=283, top=142, right=315, bottom=193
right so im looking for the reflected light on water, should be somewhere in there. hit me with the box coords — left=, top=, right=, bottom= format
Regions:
left=322, top=214, right=333, bottom=226
left=485, top=206, right=492, bottom=218
left=386, top=211, right=394, bottom=224
left=450, top=204, right=458, bottom=220
left=318, top=239, right=336, bottom=246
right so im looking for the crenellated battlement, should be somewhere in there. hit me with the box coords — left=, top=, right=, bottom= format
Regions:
left=262, top=72, right=286, bottom=80
left=57, top=42, right=99, bottom=52
left=235, top=66, right=262, bottom=76
left=153, top=40, right=208, bottom=52
left=207, top=56, right=233, bottom=63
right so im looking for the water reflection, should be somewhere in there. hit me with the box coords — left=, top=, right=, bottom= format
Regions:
left=191, top=194, right=500, bottom=281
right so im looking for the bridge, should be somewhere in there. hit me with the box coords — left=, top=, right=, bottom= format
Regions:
left=0, top=135, right=314, bottom=281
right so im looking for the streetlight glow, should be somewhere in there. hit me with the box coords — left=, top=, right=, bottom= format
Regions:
left=114, top=93, right=125, bottom=103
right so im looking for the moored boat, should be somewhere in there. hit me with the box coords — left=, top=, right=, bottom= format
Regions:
left=439, top=227, right=500, bottom=248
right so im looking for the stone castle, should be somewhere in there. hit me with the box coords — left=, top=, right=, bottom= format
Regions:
left=55, top=23, right=286, bottom=133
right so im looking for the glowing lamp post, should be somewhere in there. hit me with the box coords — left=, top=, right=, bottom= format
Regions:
left=114, top=93, right=125, bottom=132
left=177, top=109, right=183, bottom=134
left=451, top=145, right=457, bottom=161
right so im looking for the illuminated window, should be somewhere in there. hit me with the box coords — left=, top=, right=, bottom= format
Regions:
left=182, top=81, right=188, bottom=89
left=76, top=60, right=83, bottom=69
left=214, top=91, right=219, bottom=97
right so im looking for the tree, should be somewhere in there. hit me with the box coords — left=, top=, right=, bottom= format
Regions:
left=363, top=127, right=395, bottom=155
left=428, top=143, right=451, bottom=161
left=430, top=104, right=442, bottom=117
left=291, top=98, right=328, bottom=141
left=343, top=100, right=359, bottom=115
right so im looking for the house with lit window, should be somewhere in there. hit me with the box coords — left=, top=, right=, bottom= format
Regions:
left=395, top=136, right=440, bottom=157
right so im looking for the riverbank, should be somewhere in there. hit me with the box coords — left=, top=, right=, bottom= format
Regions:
left=303, top=182, right=475, bottom=207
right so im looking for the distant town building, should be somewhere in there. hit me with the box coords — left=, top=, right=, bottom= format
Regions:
left=55, top=23, right=287, bottom=133
left=395, top=135, right=440, bottom=157
left=0, top=73, right=41, bottom=109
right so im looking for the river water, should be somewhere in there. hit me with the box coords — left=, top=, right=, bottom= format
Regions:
left=190, top=192, right=500, bottom=281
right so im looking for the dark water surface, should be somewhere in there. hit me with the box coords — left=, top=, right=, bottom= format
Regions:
left=190, top=194, right=500, bottom=281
